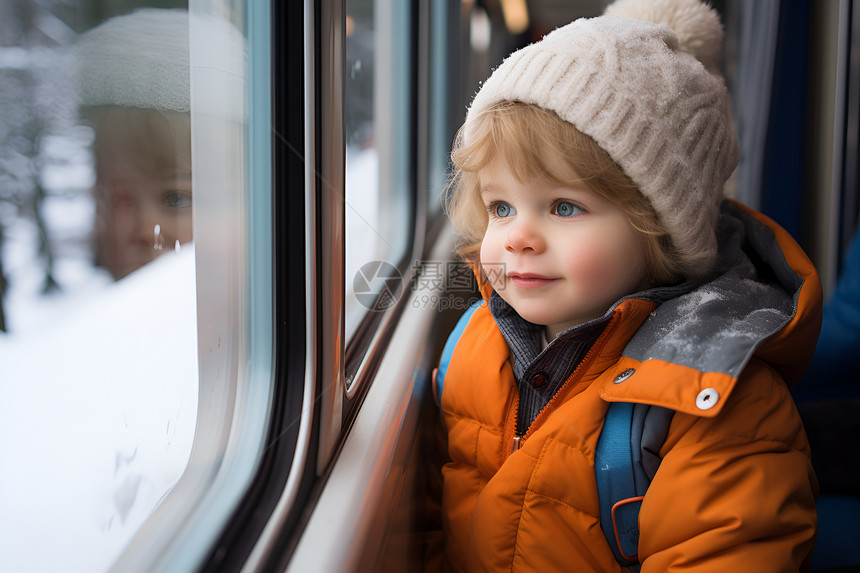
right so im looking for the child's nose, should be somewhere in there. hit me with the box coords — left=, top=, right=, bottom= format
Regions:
left=504, top=219, right=546, bottom=254
left=128, top=203, right=165, bottom=245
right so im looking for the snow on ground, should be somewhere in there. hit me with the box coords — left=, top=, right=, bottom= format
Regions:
left=0, top=248, right=198, bottom=573
left=1, top=39, right=197, bottom=573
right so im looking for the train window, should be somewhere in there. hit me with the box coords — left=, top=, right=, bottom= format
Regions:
left=0, top=2, right=278, bottom=572
left=343, top=0, right=412, bottom=344
left=425, top=1, right=455, bottom=216
left=0, top=3, right=197, bottom=571
left=313, top=0, right=418, bottom=477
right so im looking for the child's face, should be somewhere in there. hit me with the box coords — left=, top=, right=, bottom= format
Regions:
left=479, top=161, right=648, bottom=339
left=94, top=146, right=192, bottom=280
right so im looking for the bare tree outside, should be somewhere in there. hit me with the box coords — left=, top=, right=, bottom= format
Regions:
left=0, top=2, right=92, bottom=332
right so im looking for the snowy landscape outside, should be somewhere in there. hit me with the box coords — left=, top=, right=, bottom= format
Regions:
left=1, top=3, right=198, bottom=571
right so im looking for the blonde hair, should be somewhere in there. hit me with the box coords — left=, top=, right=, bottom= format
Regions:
left=445, top=101, right=685, bottom=287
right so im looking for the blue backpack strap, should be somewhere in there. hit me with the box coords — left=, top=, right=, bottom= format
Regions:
left=435, top=299, right=483, bottom=405
left=596, top=401, right=673, bottom=571
left=596, top=401, right=642, bottom=569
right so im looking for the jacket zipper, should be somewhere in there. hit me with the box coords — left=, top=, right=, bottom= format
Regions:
left=506, top=319, right=618, bottom=458
left=503, top=392, right=520, bottom=456
left=511, top=435, right=522, bottom=454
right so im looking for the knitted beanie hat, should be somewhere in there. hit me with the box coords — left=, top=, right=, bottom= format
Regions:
left=76, top=9, right=190, bottom=113
left=76, top=9, right=245, bottom=122
left=465, top=0, right=740, bottom=279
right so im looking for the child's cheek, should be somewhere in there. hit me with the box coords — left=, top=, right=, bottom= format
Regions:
left=566, top=241, right=620, bottom=286
left=565, top=237, right=642, bottom=293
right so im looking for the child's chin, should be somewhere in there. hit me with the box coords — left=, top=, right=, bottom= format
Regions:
left=497, top=294, right=564, bottom=327
left=512, top=307, right=553, bottom=327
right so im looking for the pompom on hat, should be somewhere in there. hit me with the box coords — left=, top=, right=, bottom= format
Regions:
left=465, top=0, right=740, bottom=280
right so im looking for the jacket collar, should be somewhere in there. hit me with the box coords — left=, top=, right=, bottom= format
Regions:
left=619, top=201, right=817, bottom=382
left=601, top=200, right=822, bottom=416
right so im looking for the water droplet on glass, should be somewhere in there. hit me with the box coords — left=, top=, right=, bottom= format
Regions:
left=153, top=224, right=163, bottom=251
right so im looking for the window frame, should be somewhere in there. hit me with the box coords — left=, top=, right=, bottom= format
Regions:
left=110, top=2, right=314, bottom=571
left=316, top=0, right=423, bottom=472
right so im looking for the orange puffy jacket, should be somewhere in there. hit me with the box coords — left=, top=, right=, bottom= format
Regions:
left=437, top=201, right=821, bottom=572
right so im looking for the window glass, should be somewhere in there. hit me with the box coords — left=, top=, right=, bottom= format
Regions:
left=344, top=0, right=412, bottom=345
left=112, top=2, right=276, bottom=570
left=426, top=0, right=453, bottom=215
left=0, top=2, right=262, bottom=571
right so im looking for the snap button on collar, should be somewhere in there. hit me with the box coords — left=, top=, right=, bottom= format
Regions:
left=696, top=388, right=720, bottom=410
left=613, top=368, right=635, bottom=384
left=531, top=373, right=547, bottom=388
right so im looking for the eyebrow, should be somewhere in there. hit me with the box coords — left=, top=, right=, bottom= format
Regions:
left=479, top=184, right=500, bottom=196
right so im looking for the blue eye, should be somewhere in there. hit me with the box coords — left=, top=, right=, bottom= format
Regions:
left=554, top=201, right=582, bottom=217
left=494, top=203, right=516, bottom=218
left=164, top=192, right=192, bottom=209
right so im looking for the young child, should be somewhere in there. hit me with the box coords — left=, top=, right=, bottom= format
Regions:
left=76, top=9, right=193, bottom=280
left=435, top=0, right=821, bottom=571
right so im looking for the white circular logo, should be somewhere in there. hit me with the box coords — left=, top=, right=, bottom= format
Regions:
left=353, top=261, right=403, bottom=311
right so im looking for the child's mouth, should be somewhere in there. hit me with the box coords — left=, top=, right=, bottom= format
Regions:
left=508, top=273, right=556, bottom=289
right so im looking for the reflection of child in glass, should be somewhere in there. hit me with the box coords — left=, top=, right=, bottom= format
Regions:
left=76, top=10, right=191, bottom=279
left=435, top=0, right=821, bottom=571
